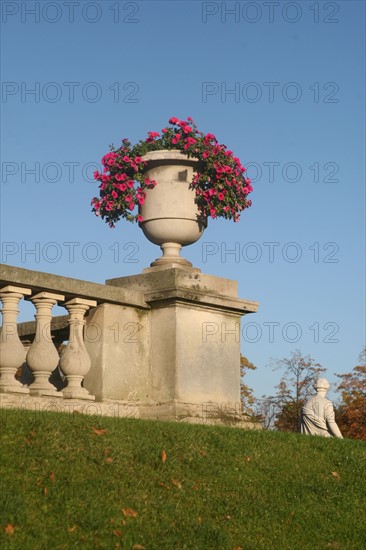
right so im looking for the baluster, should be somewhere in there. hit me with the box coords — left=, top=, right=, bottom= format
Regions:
left=17, top=340, right=33, bottom=385
left=27, top=292, right=65, bottom=396
left=60, top=298, right=97, bottom=400
left=0, top=285, right=32, bottom=393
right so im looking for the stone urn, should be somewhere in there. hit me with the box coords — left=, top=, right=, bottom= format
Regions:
left=139, top=150, right=206, bottom=267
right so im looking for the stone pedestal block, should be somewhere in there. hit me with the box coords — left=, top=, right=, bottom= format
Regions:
left=84, top=266, right=258, bottom=422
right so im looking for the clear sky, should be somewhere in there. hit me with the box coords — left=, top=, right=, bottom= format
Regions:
left=1, top=0, right=365, bottom=402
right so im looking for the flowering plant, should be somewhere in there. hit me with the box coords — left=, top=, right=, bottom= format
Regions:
left=91, top=117, right=252, bottom=228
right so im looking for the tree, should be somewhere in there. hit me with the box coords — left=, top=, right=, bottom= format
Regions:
left=335, top=348, right=366, bottom=440
left=240, top=355, right=257, bottom=416
left=258, top=350, right=325, bottom=432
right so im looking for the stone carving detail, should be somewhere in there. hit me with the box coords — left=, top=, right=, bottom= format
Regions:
left=301, top=378, right=343, bottom=438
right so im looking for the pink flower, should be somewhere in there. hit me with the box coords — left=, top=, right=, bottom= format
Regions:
left=185, top=137, right=196, bottom=145
left=117, top=183, right=127, bottom=192
left=169, top=117, right=179, bottom=124
left=172, top=134, right=181, bottom=145
left=125, top=195, right=133, bottom=203
left=111, top=190, right=118, bottom=199
left=126, top=180, right=134, bottom=188
left=134, top=156, right=143, bottom=164
left=218, top=192, right=225, bottom=200
left=137, top=195, right=145, bottom=205
left=183, top=136, right=197, bottom=150
left=102, top=152, right=117, bottom=166
left=210, top=207, right=217, bottom=218
left=148, top=131, right=160, bottom=138
left=128, top=202, right=134, bottom=210
left=137, top=215, right=144, bottom=222
left=182, top=125, right=192, bottom=134
left=115, top=173, right=127, bottom=182
left=204, top=133, right=217, bottom=143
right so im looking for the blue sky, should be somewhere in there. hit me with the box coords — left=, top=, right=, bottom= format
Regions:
left=1, top=0, right=365, bottom=402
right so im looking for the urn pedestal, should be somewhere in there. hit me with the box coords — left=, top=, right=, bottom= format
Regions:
left=84, top=267, right=259, bottom=426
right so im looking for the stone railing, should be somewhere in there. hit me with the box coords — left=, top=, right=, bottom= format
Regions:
left=0, top=263, right=260, bottom=427
left=0, top=264, right=148, bottom=404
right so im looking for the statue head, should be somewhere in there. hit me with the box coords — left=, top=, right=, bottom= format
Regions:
left=314, top=378, right=330, bottom=391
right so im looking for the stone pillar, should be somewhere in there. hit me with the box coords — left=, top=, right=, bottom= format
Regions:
left=0, top=285, right=32, bottom=394
left=60, top=298, right=97, bottom=400
left=27, top=292, right=65, bottom=396
left=91, top=266, right=259, bottom=422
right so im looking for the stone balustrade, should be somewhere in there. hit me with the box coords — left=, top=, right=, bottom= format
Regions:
left=0, top=264, right=148, bottom=404
left=0, top=263, right=260, bottom=427
left=0, top=285, right=96, bottom=400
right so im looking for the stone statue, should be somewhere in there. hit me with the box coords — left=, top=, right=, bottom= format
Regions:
left=301, top=378, right=343, bottom=438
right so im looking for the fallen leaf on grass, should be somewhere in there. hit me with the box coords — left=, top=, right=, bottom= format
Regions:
left=331, top=471, right=341, bottom=480
left=159, top=482, right=171, bottom=490
left=113, top=529, right=123, bottom=536
left=43, top=487, right=48, bottom=496
left=234, top=547, right=243, bottom=550
left=92, top=426, right=107, bottom=436
left=121, top=508, right=138, bottom=518
left=171, top=479, right=182, bottom=489
left=199, top=449, right=207, bottom=457
left=50, top=472, right=56, bottom=483
left=106, top=457, right=114, bottom=463
left=244, top=456, right=252, bottom=462
left=131, top=545, right=145, bottom=550
left=68, top=525, right=78, bottom=532
left=161, top=450, right=167, bottom=463
left=284, top=511, right=295, bottom=525
left=5, top=524, right=14, bottom=535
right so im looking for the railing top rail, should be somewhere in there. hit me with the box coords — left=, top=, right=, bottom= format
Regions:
left=0, top=264, right=149, bottom=309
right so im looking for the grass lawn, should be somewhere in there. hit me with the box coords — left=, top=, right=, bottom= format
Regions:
left=1, top=409, right=365, bottom=549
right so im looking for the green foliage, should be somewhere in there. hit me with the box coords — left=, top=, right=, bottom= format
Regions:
left=240, top=354, right=257, bottom=415
left=1, top=409, right=366, bottom=549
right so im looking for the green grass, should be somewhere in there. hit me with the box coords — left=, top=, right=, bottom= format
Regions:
left=1, top=409, right=365, bottom=550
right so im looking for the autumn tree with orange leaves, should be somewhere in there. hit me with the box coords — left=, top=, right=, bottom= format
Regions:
left=334, top=348, right=366, bottom=441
